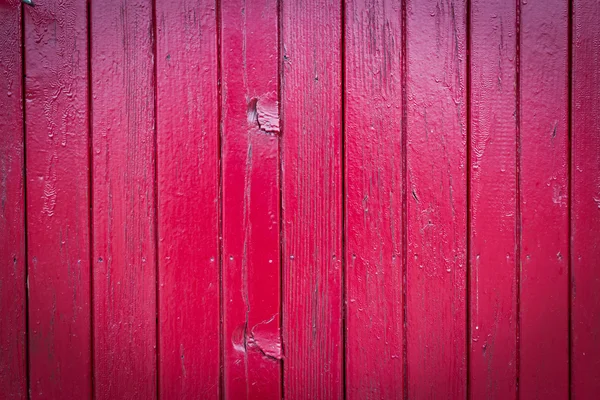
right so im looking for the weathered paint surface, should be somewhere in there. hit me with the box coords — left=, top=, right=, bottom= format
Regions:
left=345, top=0, right=404, bottom=398
left=519, top=0, right=570, bottom=398
left=0, top=1, right=26, bottom=398
left=0, top=1, right=599, bottom=398
left=155, top=1, right=221, bottom=398
left=469, top=0, right=518, bottom=398
left=406, top=0, right=468, bottom=398
left=571, top=0, right=600, bottom=397
left=91, top=0, right=157, bottom=398
left=24, top=0, right=92, bottom=398
left=221, top=0, right=282, bottom=398
left=155, top=0, right=221, bottom=398
left=281, top=0, right=343, bottom=398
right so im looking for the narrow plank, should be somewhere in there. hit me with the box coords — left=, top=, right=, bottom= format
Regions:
left=519, top=0, right=569, bottom=398
left=469, top=0, right=518, bottom=398
left=91, top=0, right=157, bottom=398
left=24, top=1, right=92, bottom=398
left=221, top=0, right=282, bottom=398
left=281, top=0, right=343, bottom=398
left=405, top=0, right=468, bottom=398
left=155, top=1, right=220, bottom=398
left=344, top=0, right=403, bottom=398
left=0, top=1, right=27, bottom=398
left=571, top=0, right=600, bottom=396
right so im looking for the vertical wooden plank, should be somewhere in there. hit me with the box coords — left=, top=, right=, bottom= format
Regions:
left=571, top=0, right=600, bottom=396
left=344, top=0, right=403, bottom=398
left=155, top=1, right=220, bottom=398
left=221, top=0, right=282, bottom=398
left=24, top=0, right=92, bottom=398
left=0, top=1, right=27, bottom=398
left=281, top=0, right=343, bottom=398
left=469, top=0, right=518, bottom=398
left=91, top=0, right=157, bottom=398
left=519, top=0, right=569, bottom=398
left=405, top=0, right=467, bottom=398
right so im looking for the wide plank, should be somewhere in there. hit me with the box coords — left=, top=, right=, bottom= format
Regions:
left=405, top=0, right=468, bottom=397
left=0, top=1, right=27, bottom=398
left=518, top=1, right=570, bottom=398
left=519, top=0, right=569, bottom=398
left=281, top=0, right=343, bottom=398
left=221, top=0, right=282, bottom=398
left=155, top=1, right=221, bottom=397
left=91, top=0, right=157, bottom=398
left=469, top=0, right=518, bottom=398
left=24, top=0, right=92, bottom=397
left=571, top=0, right=600, bottom=396
left=345, top=0, right=404, bottom=398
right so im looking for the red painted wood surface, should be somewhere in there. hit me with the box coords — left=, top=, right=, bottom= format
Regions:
left=221, top=0, right=282, bottom=398
left=345, top=0, right=404, bottom=398
left=0, top=1, right=26, bottom=398
left=155, top=1, right=220, bottom=398
left=281, top=0, right=343, bottom=398
left=469, top=0, right=517, bottom=398
left=1, top=2, right=600, bottom=398
left=24, top=0, right=92, bottom=397
left=519, top=0, right=570, bottom=398
left=571, top=0, right=600, bottom=396
left=406, top=0, right=468, bottom=398
left=91, top=0, right=157, bottom=398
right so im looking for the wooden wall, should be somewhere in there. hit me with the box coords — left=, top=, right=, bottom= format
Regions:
left=1, top=0, right=599, bottom=398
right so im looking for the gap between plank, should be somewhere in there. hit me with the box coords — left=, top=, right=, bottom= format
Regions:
left=20, top=2, right=31, bottom=398
left=86, top=0, right=95, bottom=397
left=567, top=0, right=573, bottom=397
left=340, top=0, right=347, bottom=398
left=216, top=0, right=225, bottom=398
left=277, top=0, right=285, bottom=397
left=401, top=0, right=409, bottom=398
left=465, top=0, right=472, bottom=397
left=515, top=0, right=522, bottom=397
left=151, top=0, right=161, bottom=397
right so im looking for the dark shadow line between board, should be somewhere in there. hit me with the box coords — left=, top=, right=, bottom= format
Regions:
left=465, top=0, right=472, bottom=397
left=21, top=2, right=31, bottom=399
left=401, top=0, right=409, bottom=398
left=86, top=0, right=95, bottom=397
left=340, top=0, right=347, bottom=398
left=216, top=0, right=225, bottom=398
left=515, top=0, right=522, bottom=397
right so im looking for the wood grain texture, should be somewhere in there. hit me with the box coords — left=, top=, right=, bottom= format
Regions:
left=155, top=1, right=220, bottom=398
left=91, top=0, right=157, bottom=398
left=281, top=0, right=343, bottom=398
left=571, top=0, right=600, bottom=396
left=24, top=0, right=92, bottom=397
left=519, top=0, right=569, bottom=398
left=405, top=0, right=468, bottom=398
left=469, top=0, right=517, bottom=398
left=344, top=0, right=404, bottom=398
left=221, top=0, right=282, bottom=398
left=0, top=1, right=26, bottom=398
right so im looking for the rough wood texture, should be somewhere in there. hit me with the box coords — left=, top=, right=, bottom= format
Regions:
left=519, top=1, right=570, bottom=398
left=281, top=0, right=343, bottom=398
left=221, top=0, right=282, bottom=398
left=24, top=0, right=92, bottom=397
left=405, top=0, right=468, bottom=398
left=0, top=1, right=26, bottom=398
left=344, top=0, right=404, bottom=398
left=571, top=0, right=600, bottom=397
left=469, top=0, right=518, bottom=398
left=91, top=1, right=157, bottom=398
left=155, top=1, right=220, bottom=398
left=2, top=3, right=600, bottom=398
